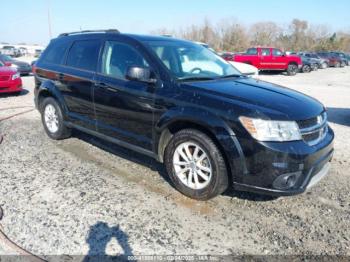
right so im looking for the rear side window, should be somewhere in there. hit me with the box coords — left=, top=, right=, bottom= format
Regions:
left=66, top=40, right=100, bottom=71
left=42, top=40, right=70, bottom=65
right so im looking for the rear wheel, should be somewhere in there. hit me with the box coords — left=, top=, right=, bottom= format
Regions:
left=164, top=129, right=228, bottom=200
left=340, top=61, right=346, bottom=67
left=40, top=97, right=71, bottom=140
left=287, top=64, right=298, bottom=76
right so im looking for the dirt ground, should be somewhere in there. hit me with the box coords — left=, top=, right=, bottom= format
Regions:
left=0, top=61, right=349, bottom=258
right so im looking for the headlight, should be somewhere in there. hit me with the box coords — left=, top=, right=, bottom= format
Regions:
left=239, top=116, right=301, bottom=142
left=11, top=64, right=19, bottom=68
left=11, top=72, right=20, bottom=80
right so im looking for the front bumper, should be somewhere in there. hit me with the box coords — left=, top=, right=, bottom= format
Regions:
left=232, top=125, right=334, bottom=196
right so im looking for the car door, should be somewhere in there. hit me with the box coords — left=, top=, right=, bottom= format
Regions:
left=93, top=39, right=156, bottom=151
left=271, top=48, right=287, bottom=69
left=59, top=39, right=101, bottom=130
left=259, top=48, right=272, bottom=70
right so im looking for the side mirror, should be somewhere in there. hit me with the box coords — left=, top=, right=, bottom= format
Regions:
left=126, top=66, right=156, bottom=84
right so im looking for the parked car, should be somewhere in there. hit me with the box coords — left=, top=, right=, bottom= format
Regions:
left=299, top=52, right=328, bottom=69
left=229, top=61, right=259, bottom=78
left=330, top=52, right=349, bottom=66
left=234, top=47, right=302, bottom=76
left=18, top=47, right=28, bottom=56
left=198, top=47, right=259, bottom=77
left=34, top=30, right=334, bottom=200
left=299, top=55, right=318, bottom=73
left=34, top=49, right=43, bottom=58
left=0, top=54, right=32, bottom=75
left=1, top=45, right=20, bottom=57
left=0, top=61, right=22, bottom=94
left=316, top=52, right=343, bottom=67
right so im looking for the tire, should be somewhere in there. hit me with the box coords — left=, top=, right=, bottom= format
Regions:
left=340, top=62, right=345, bottom=68
left=334, top=62, right=340, bottom=68
left=40, top=97, right=71, bottom=140
left=164, top=129, right=228, bottom=200
left=286, top=64, right=298, bottom=76
left=302, top=65, right=311, bottom=73
left=321, top=62, right=328, bottom=69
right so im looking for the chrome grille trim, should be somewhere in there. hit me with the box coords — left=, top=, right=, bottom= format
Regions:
left=298, top=112, right=328, bottom=146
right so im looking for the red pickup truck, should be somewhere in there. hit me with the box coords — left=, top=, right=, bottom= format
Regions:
left=232, top=47, right=302, bottom=76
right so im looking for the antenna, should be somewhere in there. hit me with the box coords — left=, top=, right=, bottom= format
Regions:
left=47, top=0, right=52, bottom=39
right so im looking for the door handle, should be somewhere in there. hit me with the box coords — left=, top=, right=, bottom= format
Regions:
left=58, top=73, right=65, bottom=81
left=95, top=82, right=108, bottom=88
left=95, top=82, right=118, bottom=93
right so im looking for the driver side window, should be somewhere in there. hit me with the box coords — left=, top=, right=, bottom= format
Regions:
left=101, top=41, right=149, bottom=79
left=273, top=49, right=283, bottom=56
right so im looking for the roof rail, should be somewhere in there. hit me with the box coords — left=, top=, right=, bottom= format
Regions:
left=58, top=29, right=120, bottom=37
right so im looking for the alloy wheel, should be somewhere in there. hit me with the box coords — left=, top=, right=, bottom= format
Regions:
left=173, top=142, right=212, bottom=190
left=44, top=104, right=59, bottom=133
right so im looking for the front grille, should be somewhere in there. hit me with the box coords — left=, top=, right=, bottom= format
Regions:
left=297, top=112, right=328, bottom=146
left=0, top=75, right=10, bottom=81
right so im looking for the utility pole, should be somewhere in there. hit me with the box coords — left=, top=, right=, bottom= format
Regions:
left=47, top=0, right=52, bottom=39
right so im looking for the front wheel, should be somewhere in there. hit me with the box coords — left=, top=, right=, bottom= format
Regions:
left=287, top=64, right=298, bottom=76
left=164, top=129, right=228, bottom=200
left=302, top=65, right=311, bottom=73
left=40, top=97, right=72, bottom=140
left=321, top=62, right=328, bottom=69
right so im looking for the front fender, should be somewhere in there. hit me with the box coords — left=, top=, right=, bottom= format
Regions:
left=155, top=107, right=248, bottom=179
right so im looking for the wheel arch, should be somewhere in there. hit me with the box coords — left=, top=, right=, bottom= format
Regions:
left=155, top=108, right=246, bottom=183
left=37, top=80, right=68, bottom=114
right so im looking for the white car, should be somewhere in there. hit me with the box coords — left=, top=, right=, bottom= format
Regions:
left=228, top=61, right=259, bottom=78
left=195, top=42, right=259, bottom=78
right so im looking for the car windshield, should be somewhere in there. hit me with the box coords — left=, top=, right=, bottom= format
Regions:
left=143, top=40, right=241, bottom=81
left=0, top=54, right=13, bottom=62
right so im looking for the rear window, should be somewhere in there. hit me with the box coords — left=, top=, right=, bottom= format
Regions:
left=42, top=40, right=70, bottom=65
left=66, top=40, right=100, bottom=71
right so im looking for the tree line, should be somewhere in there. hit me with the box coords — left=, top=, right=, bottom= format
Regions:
left=152, top=18, right=350, bottom=53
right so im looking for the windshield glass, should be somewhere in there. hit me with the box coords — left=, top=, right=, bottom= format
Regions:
left=143, top=40, right=241, bottom=80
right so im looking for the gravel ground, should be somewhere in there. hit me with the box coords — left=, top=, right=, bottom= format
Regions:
left=0, top=64, right=349, bottom=258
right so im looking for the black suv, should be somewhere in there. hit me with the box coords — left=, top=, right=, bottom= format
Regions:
left=34, top=30, right=334, bottom=200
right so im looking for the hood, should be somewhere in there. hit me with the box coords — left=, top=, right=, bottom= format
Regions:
left=181, top=77, right=324, bottom=120
left=11, top=60, right=30, bottom=67
left=0, top=66, right=17, bottom=75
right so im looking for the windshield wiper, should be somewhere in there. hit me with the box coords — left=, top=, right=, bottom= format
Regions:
left=218, top=74, right=243, bottom=79
left=178, top=76, right=216, bottom=82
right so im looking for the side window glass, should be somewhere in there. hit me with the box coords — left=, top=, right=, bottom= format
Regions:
left=246, top=48, right=258, bottom=55
left=66, top=40, right=100, bottom=71
left=42, top=40, right=70, bottom=65
left=261, top=48, right=271, bottom=56
left=273, top=49, right=283, bottom=56
left=101, top=41, right=149, bottom=79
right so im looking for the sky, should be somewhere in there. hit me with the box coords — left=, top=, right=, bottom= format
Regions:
left=1, top=0, right=349, bottom=45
